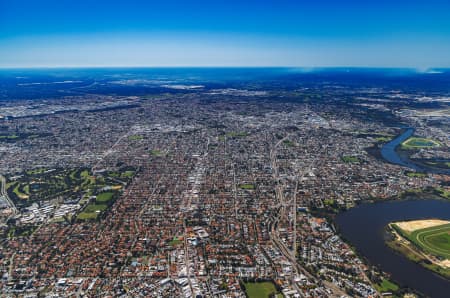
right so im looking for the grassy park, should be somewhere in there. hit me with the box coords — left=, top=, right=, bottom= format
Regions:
left=96, top=192, right=114, bottom=203
left=128, top=134, right=144, bottom=141
left=77, top=204, right=108, bottom=220
left=239, top=183, right=255, bottom=190
left=374, top=278, right=399, bottom=293
left=341, top=156, right=359, bottom=163
left=401, top=137, right=440, bottom=150
left=6, top=166, right=136, bottom=216
left=243, top=282, right=280, bottom=298
left=219, top=131, right=249, bottom=141
left=404, top=223, right=450, bottom=259
left=149, top=149, right=164, bottom=157
left=388, top=219, right=450, bottom=279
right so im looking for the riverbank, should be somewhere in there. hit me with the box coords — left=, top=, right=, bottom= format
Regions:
left=380, top=127, right=450, bottom=175
left=386, top=221, right=450, bottom=280
left=334, top=199, right=450, bottom=298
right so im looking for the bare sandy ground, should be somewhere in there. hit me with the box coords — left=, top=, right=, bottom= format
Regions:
left=438, top=259, right=450, bottom=268
left=394, top=219, right=450, bottom=233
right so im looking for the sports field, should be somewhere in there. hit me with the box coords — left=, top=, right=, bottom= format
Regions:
left=401, top=137, right=440, bottom=149
left=394, top=220, right=450, bottom=259
left=243, top=282, right=280, bottom=298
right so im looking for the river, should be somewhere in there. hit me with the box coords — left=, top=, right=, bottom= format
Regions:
left=335, top=128, right=450, bottom=297
left=381, top=127, right=450, bottom=175
left=336, top=199, right=450, bottom=297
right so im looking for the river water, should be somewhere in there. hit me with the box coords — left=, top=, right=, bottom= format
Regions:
left=381, top=128, right=450, bottom=175
left=336, top=128, right=450, bottom=296
left=336, top=199, right=450, bottom=297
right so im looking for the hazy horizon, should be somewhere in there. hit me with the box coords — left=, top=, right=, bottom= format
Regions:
left=1, top=0, right=450, bottom=68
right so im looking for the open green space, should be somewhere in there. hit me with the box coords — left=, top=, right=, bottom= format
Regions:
left=406, top=172, right=426, bottom=178
left=149, top=149, right=164, bottom=157
left=435, top=188, right=450, bottom=200
left=128, top=134, right=144, bottom=141
left=354, top=131, right=393, bottom=142
left=395, top=223, right=450, bottom=259
left=283, top=139, right=295, bottom=147
left=388, top=222, right=450, bottom=279
left=77, top=204, right=108, bottom=221
left=323, top=199, right=335, bottom=206
left=77, top=212, right=99, bottom=220
left=121, top=170, right=135, bottom=178
left=0, top=134, right=19, bottom=139
left=421, top=160, right=450, bottom=170
left=239, top=184, right=255, bottom=190
left=409, top=224, right=450, bottom=259
left=401, top=137, right=440, bottom=150
left=7, top=168, right=96, bottom=206
left=26, top=168, right=49, bottom=175
left=13, top=183, right=29, bottom=199
left=168, top=237, right=182, bottom=246
left=80, top=169, right=90, bottom=178
left=341, top=156, right=359, bottom=163
left=374, top=278, right=399, bottom=293
left=96, top=192, right=114, bottom=203
left=7, top=166, right=135, bottom=209
left=375, top=136, right=392, bottom=142
left=426, top=233, right=450, bottom=252
left=84, top=204, right=108, bottom=212
left=243, top=282, right=279, bottom=298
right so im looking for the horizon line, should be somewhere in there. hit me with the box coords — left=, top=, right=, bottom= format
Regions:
left=0, top=65, right=448, bottom=70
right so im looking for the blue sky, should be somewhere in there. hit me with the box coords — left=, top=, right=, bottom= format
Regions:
left=1, top=0, right=450, bottom=68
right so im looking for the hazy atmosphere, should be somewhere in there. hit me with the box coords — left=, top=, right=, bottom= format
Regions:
left=1, top=0, right=450, bottom=68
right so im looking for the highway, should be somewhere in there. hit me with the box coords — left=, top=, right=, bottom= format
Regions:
left=0, top=174, right=18, bottom=215
left=181, top=138, right=209, bottom=297
left=268, top=134, right=345, bottom=297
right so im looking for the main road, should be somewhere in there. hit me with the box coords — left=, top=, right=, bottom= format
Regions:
left=268, top=134, right=345, bottom=297
left=0, top=174, right=18, bottom=215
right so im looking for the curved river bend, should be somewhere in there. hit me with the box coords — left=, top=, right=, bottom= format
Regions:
left=381, top=127, right=450, bottom=175
left=337, top=128, right=450, bottom=296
